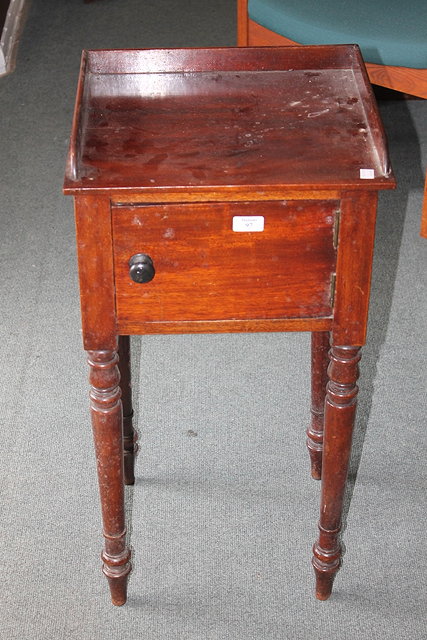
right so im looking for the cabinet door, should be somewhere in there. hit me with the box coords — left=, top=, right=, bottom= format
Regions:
left=112, top=200, right=337, bottom=332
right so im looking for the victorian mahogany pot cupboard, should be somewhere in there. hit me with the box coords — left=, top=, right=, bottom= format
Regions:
left=63, top=46, right=395, bottom=605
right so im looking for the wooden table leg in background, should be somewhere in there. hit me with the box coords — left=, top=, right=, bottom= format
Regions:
left=87, top=346, right=132, bottom=606
left=420, top=170, right=427, bottom=238
left=312, top=344, right=361, bottom=600
left=307, top=331, right=330, bottom=480
left=118, top=335, right=137, bottom=486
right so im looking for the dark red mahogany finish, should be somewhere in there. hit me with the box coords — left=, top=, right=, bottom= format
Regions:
left=308, top=331, right=330, bottom=480
left=64, top=46, right=395, bottom=604
left=118, top=335, right=137, bottom=485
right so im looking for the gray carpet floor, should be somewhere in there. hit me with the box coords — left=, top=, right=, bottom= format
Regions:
left=0, top=1, right=426, bottom=638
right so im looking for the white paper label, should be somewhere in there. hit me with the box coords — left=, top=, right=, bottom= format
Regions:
left=360, top=168, right=375, bottom=179
left=232, top=216, right=265, bottom=232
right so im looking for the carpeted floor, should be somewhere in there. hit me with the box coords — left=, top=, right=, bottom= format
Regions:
left=0, top=1, right=426, bottom=638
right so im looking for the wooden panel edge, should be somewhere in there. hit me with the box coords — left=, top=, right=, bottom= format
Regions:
left=65, top=51, right=88, bottom=183
left=110, top=190, right=342, bottom=205
left=117, top=318, right=333, bottom=335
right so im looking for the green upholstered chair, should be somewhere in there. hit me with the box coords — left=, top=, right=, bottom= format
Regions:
left=237, top=0, right=427, bottom=234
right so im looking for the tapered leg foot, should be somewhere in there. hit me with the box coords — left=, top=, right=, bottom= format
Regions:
left=307, top=332, right=330, bottom=480
left=118, top=336, right=138, bottom=486
left=102, top=550, right=132, bottom=606
left=314, top=571, right=336, bottom=601
left=312, top=524, right=342, bottom=600
left=312, top=345, right=361, bottom=599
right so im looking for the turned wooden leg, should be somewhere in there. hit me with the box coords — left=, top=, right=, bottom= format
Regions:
left=118, top=336, right=137, bottom=485
left=88, top=348, right=132, bottom=606
left=307, top=331, right=330, bottom=480
left=312, top=345, right=361, bottom=600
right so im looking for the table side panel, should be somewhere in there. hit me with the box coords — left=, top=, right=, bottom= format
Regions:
left=74, top=196, right=117, bottom=350
left=332, top=191, right=378, bottom=346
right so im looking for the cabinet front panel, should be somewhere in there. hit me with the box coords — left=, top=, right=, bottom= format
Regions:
left=112, top=200, right=337, bottom=325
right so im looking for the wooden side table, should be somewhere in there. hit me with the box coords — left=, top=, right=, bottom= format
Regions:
left=63, top=46, right=395, bottom=605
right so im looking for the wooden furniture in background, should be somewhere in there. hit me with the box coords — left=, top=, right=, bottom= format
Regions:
left=64, top=46, right=395, bottom=605
left=237, top=0, right=427, bottom=236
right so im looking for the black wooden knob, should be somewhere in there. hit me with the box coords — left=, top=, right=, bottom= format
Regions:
left=128, top=253, right=155, bottom=283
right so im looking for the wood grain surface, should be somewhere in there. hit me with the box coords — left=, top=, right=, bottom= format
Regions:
left=112, top=200, right=337, bottom=329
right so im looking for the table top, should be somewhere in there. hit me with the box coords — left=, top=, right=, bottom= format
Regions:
left=63, top=46, right=395, bottom=196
